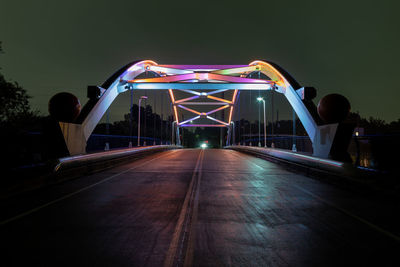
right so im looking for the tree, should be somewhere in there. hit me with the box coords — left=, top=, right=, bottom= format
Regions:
left=0, top=42, right=35, bottom=123
left=0, top=74, right=32, bottom=123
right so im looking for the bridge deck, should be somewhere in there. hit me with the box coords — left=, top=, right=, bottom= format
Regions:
left=1, top=149, right=398, bottom=266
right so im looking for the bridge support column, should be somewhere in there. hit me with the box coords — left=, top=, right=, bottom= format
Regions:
left=59, top=122, right=86, bottom=155
left=226, top=126, right=232, bottom=147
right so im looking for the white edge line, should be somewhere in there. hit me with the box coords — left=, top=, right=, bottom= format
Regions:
left=0, top=150, right=178, bottom=226
left=231, top=150, right=400, bottom=243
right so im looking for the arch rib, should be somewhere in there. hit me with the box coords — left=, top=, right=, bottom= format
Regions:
left=57, top=60, right=338, bottom=159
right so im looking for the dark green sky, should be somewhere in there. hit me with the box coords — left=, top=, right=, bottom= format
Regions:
left=1, top=0, right=399, bottom=122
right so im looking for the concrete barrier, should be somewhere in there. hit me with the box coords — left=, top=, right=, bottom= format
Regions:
left=54, top=145, right=181, bottom=174
left=2, top=145, right=181, bottom=199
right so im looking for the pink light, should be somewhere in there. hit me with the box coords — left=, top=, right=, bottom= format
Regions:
left=180, top=124, right=227, bottom=127
left=129, top=72, right=270, bottom=84
left=207, top=73, right=269, bottom=83
left=177, top=104, right=201, bottom=115
left=129, top=73, right=195, bottom=83
left=158, top=65, right=248, bottom=70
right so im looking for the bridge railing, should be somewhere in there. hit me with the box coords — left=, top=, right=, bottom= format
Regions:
left=8, top=132, right=400, bottom=173
left=237, top=134, right=400, bottom=172
left=239, top=135, right=313, bottom=153
left=11, top=132, right=170, bottom=167
left=86, top=134, right=171, bottom=152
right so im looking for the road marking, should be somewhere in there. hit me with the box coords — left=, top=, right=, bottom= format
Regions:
left=232, top=150, right=400, bottom=243
left=183, top=150, right=203, bottom=267
left=164, top=149, right=204, bottom=267
left=0, top=150, right=179, bottom=226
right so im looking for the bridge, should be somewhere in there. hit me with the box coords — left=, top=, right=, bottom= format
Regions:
left=58, top=60, right=341, bottom=158
left=1, top=61, right=399, bottom=266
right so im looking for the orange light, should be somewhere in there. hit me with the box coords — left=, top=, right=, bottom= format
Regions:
left=173, top=105, right=179, bottom=123
left=232, top=89, right=238, bottom=104
left=206, top=95, right=232, bottom=104
left=206, top=105, right=230, bottom=115
left=168, top=89, right=175, bottom=103
left=177, top=105, right=201, bottom=115
left=228, top=106, right=233, bottom=123
left=248, top=60, right=285, bottom=86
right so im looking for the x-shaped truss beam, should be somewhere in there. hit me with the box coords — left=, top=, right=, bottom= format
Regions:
left=124, top=64, right=273, bottom=128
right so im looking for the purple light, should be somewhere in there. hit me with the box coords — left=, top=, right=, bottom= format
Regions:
left=158, top=65, right=249, bottom=70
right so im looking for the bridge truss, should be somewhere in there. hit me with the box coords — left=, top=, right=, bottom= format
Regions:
left=124, top=63, right=273, bottom=129
left=59, top=60, right=339, bottom=159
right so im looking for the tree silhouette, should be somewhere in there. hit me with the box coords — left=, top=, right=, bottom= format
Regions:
left=0, top=74, right=33, bottom=123
left=0, top=42, right=36, bottom=123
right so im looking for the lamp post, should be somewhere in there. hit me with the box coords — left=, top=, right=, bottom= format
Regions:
left=292, top=108, right=297, bottom=152
left=172, top=121, right=176, bottom=145
left=258, top=96, right=261, bottom=147
left=231, top=121, right=235, bottom=146
left=271, top=87, right=275, bottom=148
left=257, top=97, right=267, bottom=147
left=137, top=96, right=148, bottom=146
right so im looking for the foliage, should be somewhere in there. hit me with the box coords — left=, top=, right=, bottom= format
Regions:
left=0, top=42, right=37, bottom=124
left=0, top=74, right=35, bottom=123
left=347, top=112, right=400, bottom=134
left=93, top=104, right=173, bottom=141
left=0, top=43, right=43, bottom=168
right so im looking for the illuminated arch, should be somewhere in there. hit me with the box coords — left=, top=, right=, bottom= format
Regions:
left=59, top=60, right=338, bottom=158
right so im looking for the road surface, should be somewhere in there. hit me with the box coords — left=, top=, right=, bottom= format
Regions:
left=1, top=149, right=399, bottom=266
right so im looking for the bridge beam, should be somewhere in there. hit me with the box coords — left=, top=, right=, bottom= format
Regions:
left=128, top=82, right=272, bottom=90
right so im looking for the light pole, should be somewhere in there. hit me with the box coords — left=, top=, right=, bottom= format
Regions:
left=292, top=108, right=297, bottom=152
left=172, top=121, right=176, bottom=145
left=257, top=97, right=267, bottom=147
left=231, top=121, right=235, bottom=146
left=137, top=95, right=148, bottom=146
left=258, top=71, right=261, bottom=147
left=271, top=86, right=275, bottom=148
left=258, top=96, right=261, bottom=147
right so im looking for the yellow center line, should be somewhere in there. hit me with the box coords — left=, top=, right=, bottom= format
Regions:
left=164, top=149, right=204, bottom=267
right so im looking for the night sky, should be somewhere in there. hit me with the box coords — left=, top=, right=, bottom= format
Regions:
left=1, top=0, right=399, bottom=123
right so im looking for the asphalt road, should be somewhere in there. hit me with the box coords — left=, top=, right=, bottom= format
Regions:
left=1, top=149, right=399, bottom=266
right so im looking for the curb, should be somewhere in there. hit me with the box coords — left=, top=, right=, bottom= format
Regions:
left=226, top=146, right=395, bottom=194
left=1, top=145, right=182, bottom=199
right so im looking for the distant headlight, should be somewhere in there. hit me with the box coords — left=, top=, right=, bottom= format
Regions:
left=200, top=143, right=207, bottom=149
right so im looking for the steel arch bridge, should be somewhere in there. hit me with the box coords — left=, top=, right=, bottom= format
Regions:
left=59, top=60, right=339, bottom=158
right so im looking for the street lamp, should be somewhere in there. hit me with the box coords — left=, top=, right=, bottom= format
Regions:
left=231, top=121, right=235, bottom=146
left=257, top=97, right=267, bottom=147
left=258, top=96, right=261, bottom=147
left=138, top=95, right=148, bottom=146
left=172, top=121, right=177, bottom=145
